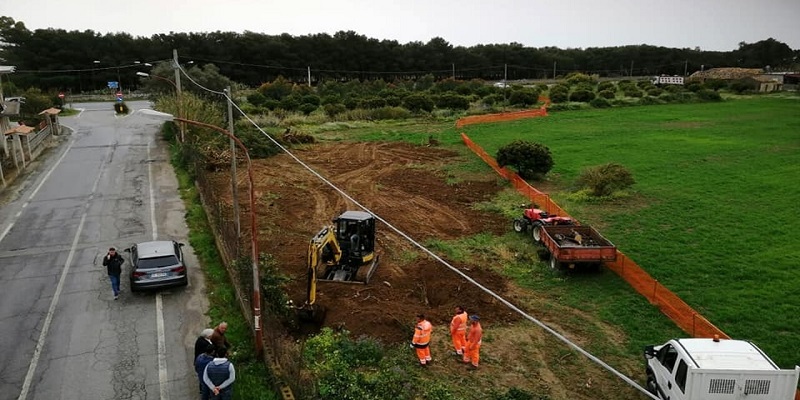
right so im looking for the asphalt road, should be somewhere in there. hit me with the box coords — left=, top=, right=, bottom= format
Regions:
left=0, top=101, right=209, bottom=400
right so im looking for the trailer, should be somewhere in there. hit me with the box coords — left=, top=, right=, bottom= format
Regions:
left=538, top=225, right=616, bottom=271
left=652, top=75, right=685, bottom=85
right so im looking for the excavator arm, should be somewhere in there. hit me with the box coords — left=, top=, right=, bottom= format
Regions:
left=304, top=226, right=342, bottom=307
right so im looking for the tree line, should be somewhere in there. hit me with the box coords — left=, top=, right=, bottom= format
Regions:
left=1, top=16, right=797, bottom=93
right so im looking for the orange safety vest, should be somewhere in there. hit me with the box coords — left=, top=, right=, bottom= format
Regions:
left=413, top=320, right=432, bottom=346
left=450, top=312, right=467, bottom=335
left=467, top=322, right=483, bottom=346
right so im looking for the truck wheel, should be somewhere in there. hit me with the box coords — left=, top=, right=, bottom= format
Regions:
left=532, top=224, right=543, bottom=243
left=549, top=255, right=562, bottom=271
left=513, top=219, right=525, bottom=233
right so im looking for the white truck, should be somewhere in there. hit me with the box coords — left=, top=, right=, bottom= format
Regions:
left=644, top=338, right=799, bottom=400
left=652, top=75, right=685, bottom=85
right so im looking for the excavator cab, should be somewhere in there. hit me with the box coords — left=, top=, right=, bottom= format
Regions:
left=324, top=211, right=378, bottom=283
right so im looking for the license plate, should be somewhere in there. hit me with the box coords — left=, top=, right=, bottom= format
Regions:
left=151, top=272, right=168, bottom=278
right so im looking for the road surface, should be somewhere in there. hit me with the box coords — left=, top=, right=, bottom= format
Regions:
left=0, top=101, right=208, bottom=400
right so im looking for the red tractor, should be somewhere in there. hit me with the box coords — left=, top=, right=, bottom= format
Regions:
left=513, top=204, right=574, bottom=243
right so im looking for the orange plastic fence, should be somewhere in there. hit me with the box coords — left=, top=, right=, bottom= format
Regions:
left=460, top=131, right=729, bottom=340
left=455, top=96, right=550, bottom=129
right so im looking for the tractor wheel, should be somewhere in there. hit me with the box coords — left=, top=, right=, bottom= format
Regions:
left=512, top=218, right=525, bottom=233
left=549, top=255, right=562, bottom=271
left=532, top=224, right=544, bottom=243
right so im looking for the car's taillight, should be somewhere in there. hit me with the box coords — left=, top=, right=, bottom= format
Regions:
left=171, top=266, right=186, bottom=273
left=132, top=271, right=146, bottom=278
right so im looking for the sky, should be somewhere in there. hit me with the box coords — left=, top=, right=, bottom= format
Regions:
left=3, top=0, right=799, bottom=51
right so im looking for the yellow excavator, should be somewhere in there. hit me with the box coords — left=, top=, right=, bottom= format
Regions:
left=297, top=211, right=380, bottom=321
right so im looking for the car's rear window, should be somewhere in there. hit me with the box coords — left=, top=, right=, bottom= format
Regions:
left=136, top=255, right=179, bottom=269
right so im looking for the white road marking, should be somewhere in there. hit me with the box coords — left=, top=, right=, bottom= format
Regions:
left=16, top=148, right=105, bottom=400
left=148, top=141, right=170, bottom=400
left=0, top=138, right=77, bottom=243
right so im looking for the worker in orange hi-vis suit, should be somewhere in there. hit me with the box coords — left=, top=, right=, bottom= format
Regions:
left=412, top=314, right=433, bottom=366
left=450, top=306, right=468, bottom=356
left=463, top=315, right=483, bottom=370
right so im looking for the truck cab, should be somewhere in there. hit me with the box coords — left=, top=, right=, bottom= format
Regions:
left=644, top=338, right=799, bottom=400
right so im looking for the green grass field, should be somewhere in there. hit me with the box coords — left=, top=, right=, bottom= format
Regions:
left=455, top=97, right=800, bottom=368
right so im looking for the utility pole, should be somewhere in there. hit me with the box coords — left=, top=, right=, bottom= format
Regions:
left=684, top=60, right=688, bottom=76
left=553, top=61, right=556, bottom=80
left=173, top=49, right=185, bottom=142
left=307, top=66, right=312, bottom=87
left=452, top=63, right=455, bottom=80
left=226, top=86, right=241, bottom=239
left=630, top=60, right=634, bottom=77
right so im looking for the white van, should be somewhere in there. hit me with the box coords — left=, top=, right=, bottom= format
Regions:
left=644, top=338, right=799, bottom=400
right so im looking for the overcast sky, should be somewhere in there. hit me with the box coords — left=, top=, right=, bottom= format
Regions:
left=4, top=0, right=799, bottom=51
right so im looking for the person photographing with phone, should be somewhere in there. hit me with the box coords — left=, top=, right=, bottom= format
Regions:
left=102, top=247, right=125, bottom=300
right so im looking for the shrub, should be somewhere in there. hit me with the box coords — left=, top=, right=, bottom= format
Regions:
left=301, top=94, right=321, bottom=106
left=535, top=84, right=549, bottom=92
left=508, top=89, right=541, bottom=106
left=360, top=97, right=386, bottom=109
left=686, top=83, right=703, bottom=92
left=550, top=91, right=568, bottom=103
left=548, top=102, right=589, bottom=111
left=639, top=96, right=662, bottom=105
left=647, top=88, right=663, bottom=97
left=636, top=80, right=653, bottom=89
left=263, top=99, right=280, bottom=110
left=370, top=106, right=412, bottom=120
left=597, top=81, right=615, bottom=92
left=323, top=103, right=347, bottom=117
left=565, top=72, right=595, bottom=86
left=402, top=94, right=434, bottom=112
left=384, top=95, right=402, bottom=107
left=598, top=89, right=616, bottom=99
left=576, top=163, right=635, bottom=197
left=589, top=97, right=611, bottom=108
left=550, top=84, right=570, bottom=95
left=664, top=84, right=685, bottom=93
left=496, top=140, right=554, bottom=180
left=569, top=89, right=596, bottom=102
left=623, top=88, right=643, bottom=98
left=434, top=94, right=470, bottom=110
left=703, top=79, right=727, bottom=91
left=299, top=103, right=318, bottom=115
left=279, top=96, right=300, bottom=111
left=697, top=89, right=722, bottom=101
left=247, top=92, right=267, bottom=106
left=659, top=93, right=678, bottom=103
left=320, top=94, right=341, bottom=105
left=729, top=79, right=753, bottom=94
left=482, top=94, right=504, bottom=105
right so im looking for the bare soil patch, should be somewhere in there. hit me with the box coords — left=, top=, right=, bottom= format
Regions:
left=207, top=141, right=644, bottom=399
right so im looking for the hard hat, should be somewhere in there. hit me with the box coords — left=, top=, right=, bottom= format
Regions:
left=470, top=315, right=480, bottom=321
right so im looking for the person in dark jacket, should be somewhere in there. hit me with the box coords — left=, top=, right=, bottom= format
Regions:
left=194, top=328, right=215, bottom=360
left=209, top=322, right=231, bottom=351
left=194, top=343, right=215, bottom=395
left=202, top=347, right=235, bottom=400
left=102, top=247, right=124, bottom=300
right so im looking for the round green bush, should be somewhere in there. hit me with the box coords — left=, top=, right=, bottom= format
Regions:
left=589, top=97, right=611, bottom=108
left=323, top=103, right=347, bottom=117
left=598, top=89, right=616, bottom=99
left=639, top=96, right=662, bottom=105
left=550, top=91, right=568, bottom=103
left=597, top=81, right=615, bottom=92
left=647, top=88, right=663, bottom=97
left=569, top=89, right=596, bottom=103
left=623, top=88, right=643, bottom=98
left=697, top=89, right=722, bottom=101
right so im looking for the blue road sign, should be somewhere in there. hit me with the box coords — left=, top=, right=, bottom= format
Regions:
left=108, top=81, right=119, bottom=89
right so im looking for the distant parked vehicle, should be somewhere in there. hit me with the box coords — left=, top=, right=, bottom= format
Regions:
left=537, top=225, right=616, bottom=271
left=125, top=240, right=188, bottom=291
left=4, top=96, right=26, bottom=103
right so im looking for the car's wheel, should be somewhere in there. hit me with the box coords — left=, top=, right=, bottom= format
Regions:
left=512, top=219, right=525, bottom=233
left=532, top=224, right=544, bottom=243
left=549, top=255, right=562, bottom=271
left=646, top=372, right=659, bottom=395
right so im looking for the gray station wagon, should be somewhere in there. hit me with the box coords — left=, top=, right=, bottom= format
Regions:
left=125, top=240, right=188, bottom=291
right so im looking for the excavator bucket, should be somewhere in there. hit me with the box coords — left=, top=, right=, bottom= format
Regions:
left=297, top=304, right=327, bottom=324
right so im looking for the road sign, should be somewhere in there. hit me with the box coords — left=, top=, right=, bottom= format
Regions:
left=108, top=81, right=119, bottom=89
